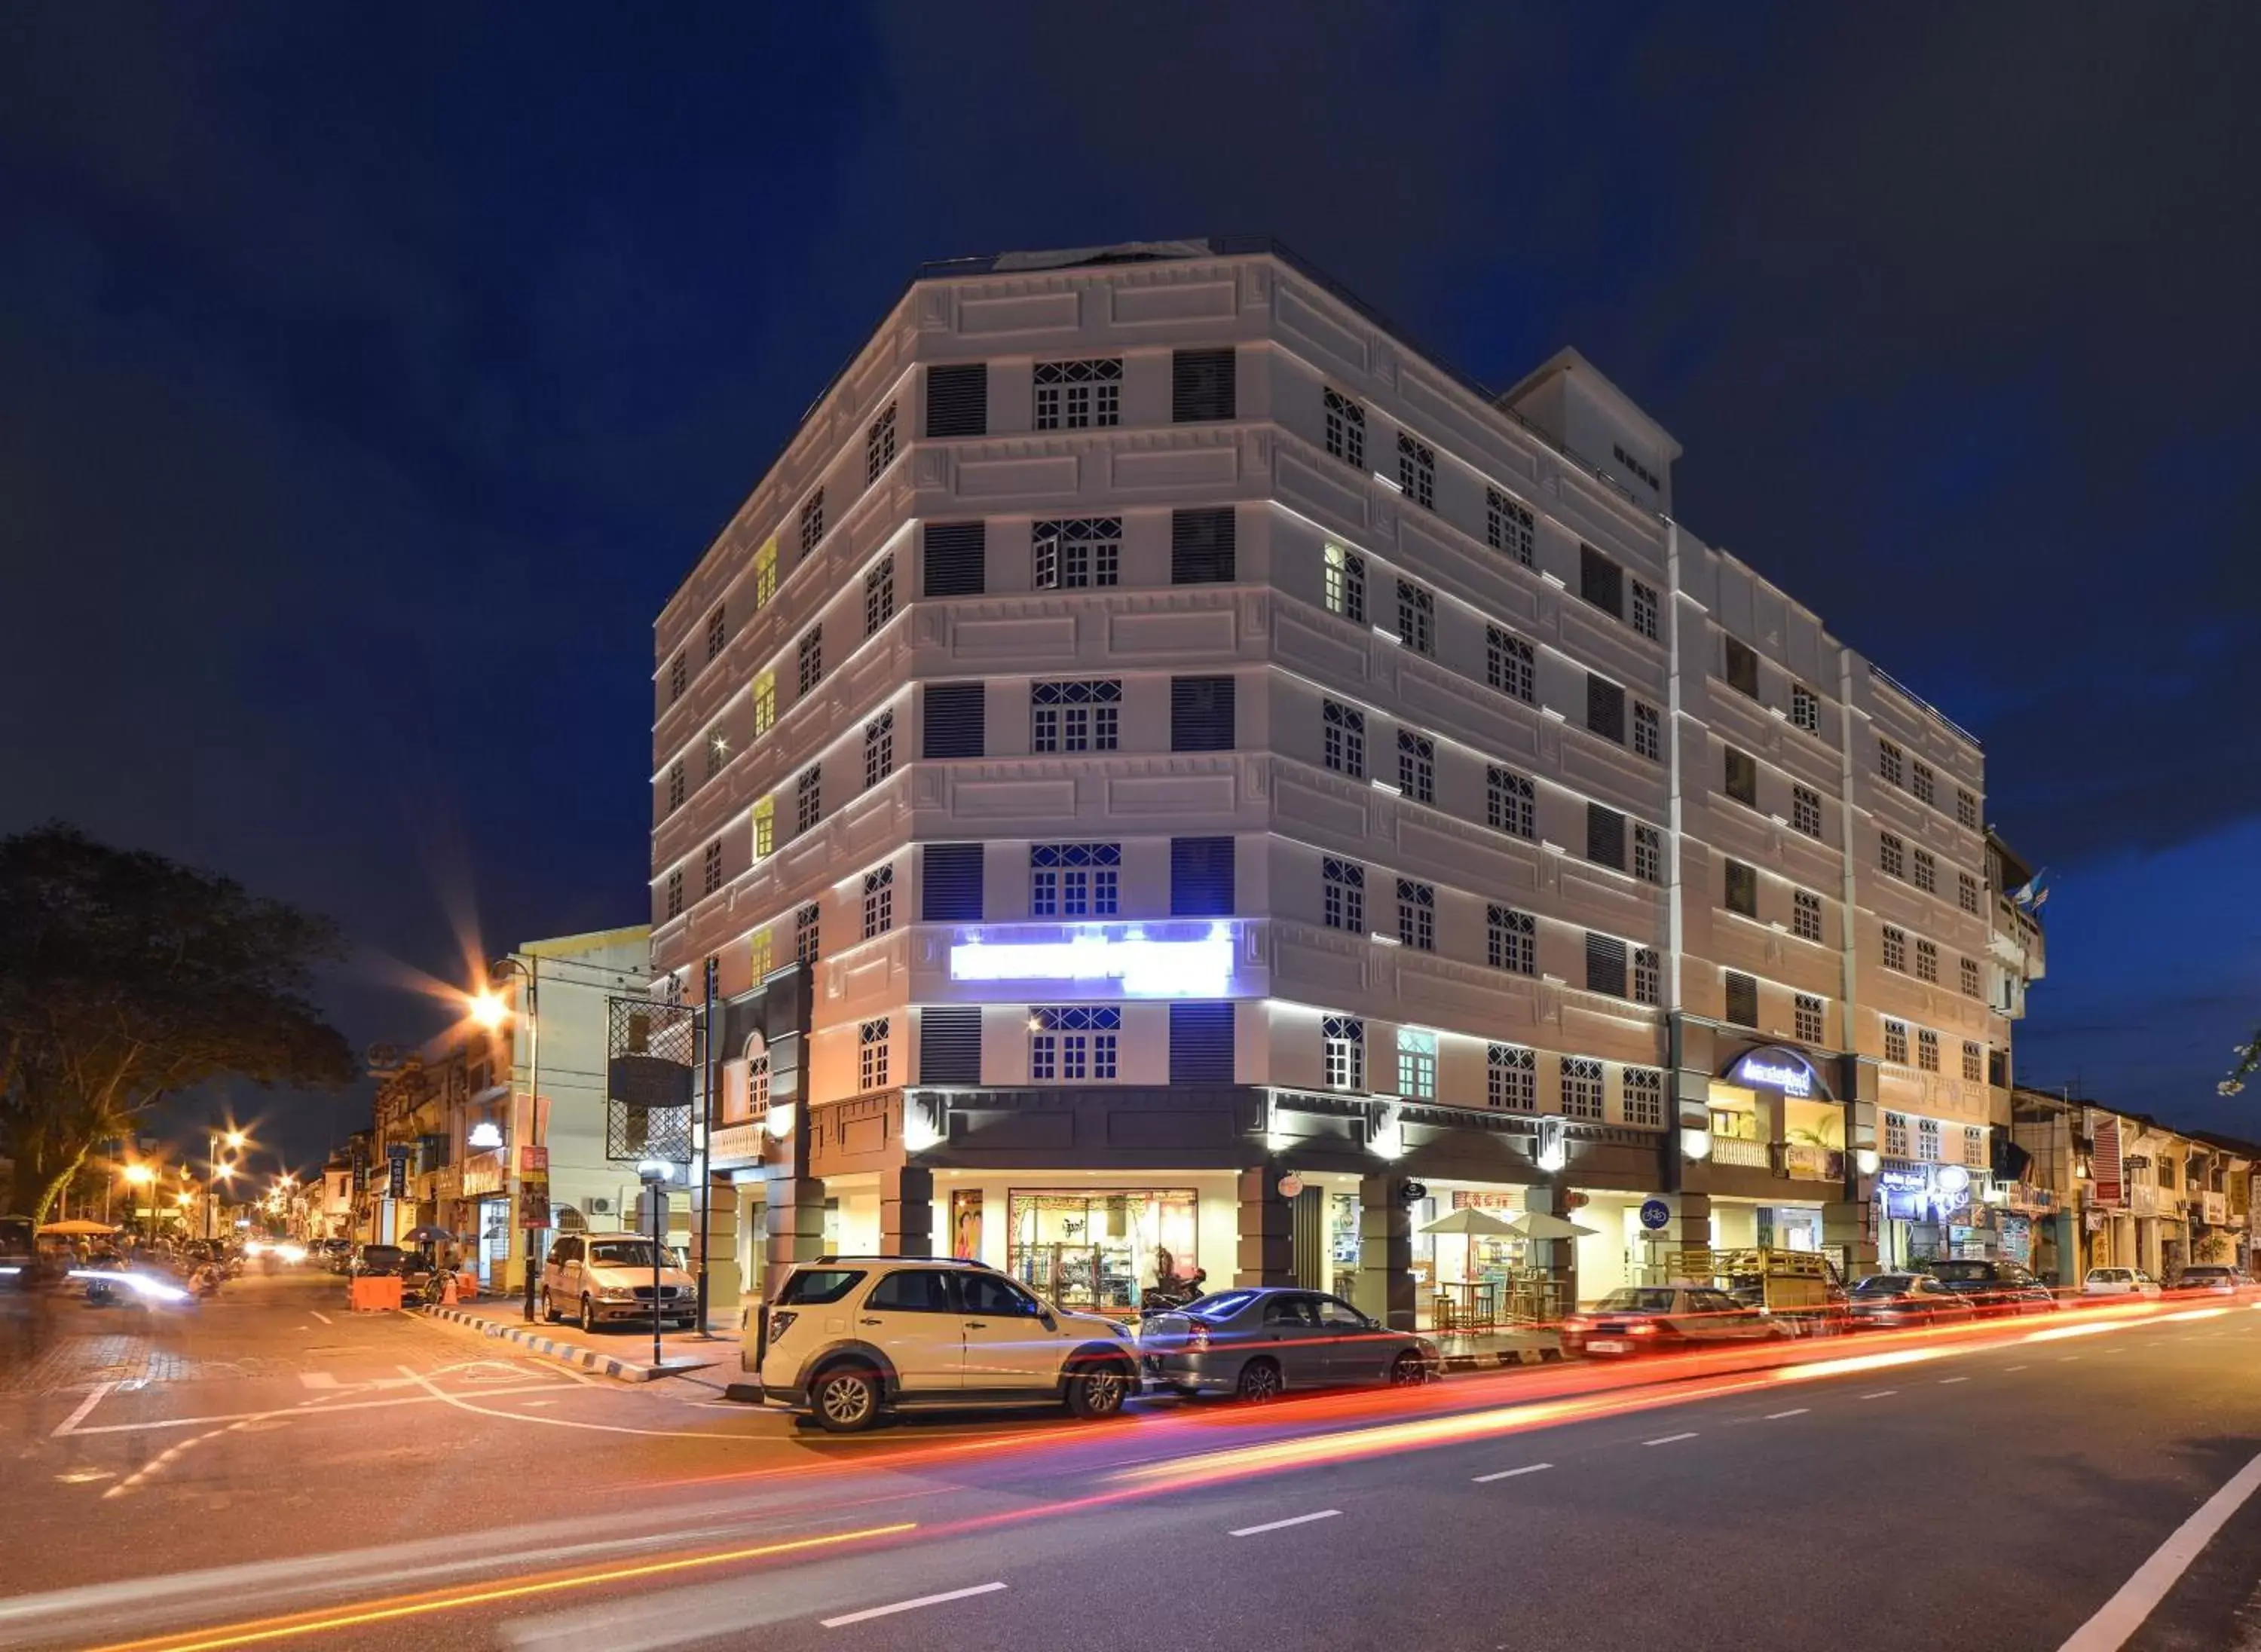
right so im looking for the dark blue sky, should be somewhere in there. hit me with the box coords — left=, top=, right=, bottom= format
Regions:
left=4, top=5, right=2257, bottom=1169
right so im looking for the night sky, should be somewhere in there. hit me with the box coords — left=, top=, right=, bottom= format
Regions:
left=5, top=5, right=2257, bottom=1173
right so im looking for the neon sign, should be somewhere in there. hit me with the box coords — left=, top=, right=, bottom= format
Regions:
left=467, top=1122, right=503, bottom=1151
left=949, top=923, right=1236, bottom=998
left=1723, top=1046, right=1829, bottom=1100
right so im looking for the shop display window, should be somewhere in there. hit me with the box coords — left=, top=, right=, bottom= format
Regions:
left=1007, top=1188, right=1196, bottom=1313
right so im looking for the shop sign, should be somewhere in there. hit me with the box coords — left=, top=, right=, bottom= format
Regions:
left=1451, top=1191, right=1520, bottom=1212
left=460, top=1151, right=504, bottom=1198
left=518, top=1176, right=549, bottom=1229
left=2203, top=1192, right=2228, bottom=1225
left=520, top=1145, right=549, bottom=1174
left=948, top=922, right=1237, bottom=997
left=386, top=1146, right=411, bottom=1200
left=1721, top=1046, right=1831, bottom=1100
left=467, top=1121, right=504, bottom=1151
left=1277, top=1173, right=1305, bottom=1199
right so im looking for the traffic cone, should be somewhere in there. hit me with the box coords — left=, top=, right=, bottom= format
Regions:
left=440, top=1270, right=459, bottom=1306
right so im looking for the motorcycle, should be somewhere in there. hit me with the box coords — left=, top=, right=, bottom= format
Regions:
left=190, top=1263, right=224, bottom=1300
left=1140, top=1268, right=1208, bottom=1314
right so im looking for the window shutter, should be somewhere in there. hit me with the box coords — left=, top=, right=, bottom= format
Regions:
left=1168, top=1002, right=1235, bottom=1085
left=1171, top=348, right=1236, bottom=422
left=922, top=682, right=986, bottom=758
left=1586, top=674, right=1626, bottom=743
left=1726, top=859, right=1758, bottom=916
left=925, top=363, right=987, bottom=438
left=923, top=521, right=987, bottom=597
left=1579, top=545, right=1623, bottom=617
left=1724, top=637, right=1761, bottom=697
left=1724, top=971, right=1759, bottom=1027
left=1585, top=933, right=1628, bottom=997
left=1170, top=507, right=1237, bottom=583
left=921, top=843, right=984, bottom=922
left=1726, top=748, right=1758, bottom=805
left=1586, top=803, right=1626, bottom=870
left=1170, top=675, right=1236, bottom=751
left=1170, top=835, right=1236, bottom=916
left=919, top=1006, right=982, bottom=1085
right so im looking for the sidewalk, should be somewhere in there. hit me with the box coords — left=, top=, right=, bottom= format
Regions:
left=413, top=1294, right=742, bottom=1384
left=1433, top=1325, right=1565, bottom=1372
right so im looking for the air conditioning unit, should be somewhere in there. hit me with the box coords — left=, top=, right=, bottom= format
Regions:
left=589, top=1198, right=613, bottom=1215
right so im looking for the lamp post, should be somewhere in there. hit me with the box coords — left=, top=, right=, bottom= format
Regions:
left=472, top=956, right=541, bottom=1322
left=121, top=1162, right=155, bottom=1239
left=207, top=1128, right=245, bottom=1242
left=638, top=1158, right=674, bottom=1369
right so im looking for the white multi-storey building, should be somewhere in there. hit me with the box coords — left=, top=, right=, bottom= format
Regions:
left=650, top=239, right=2024, bottom=1323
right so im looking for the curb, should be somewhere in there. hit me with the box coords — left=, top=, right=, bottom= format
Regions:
left=417, top=1303, right=712, bottom=1384
left=1440, top=1347, right=1566, bottom=1372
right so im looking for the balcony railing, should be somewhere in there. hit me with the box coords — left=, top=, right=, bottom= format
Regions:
left=1710, top=1137, right=1771, bottom=1169
left=1777, top=1143, right=1846, bottom=1182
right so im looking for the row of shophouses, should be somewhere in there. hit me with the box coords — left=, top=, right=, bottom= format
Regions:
left=322, top=238, right=2259, bottom=1326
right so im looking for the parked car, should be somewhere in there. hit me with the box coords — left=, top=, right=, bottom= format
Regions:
left=1922, top=1259, right=2057, bottom=1316
left=1560, top=1286, right=1788, bottom=1358
left=743, top=1256, right=1139, bottom=1433
left=1845, top=1273, right=1980, bottom=1329
left=2171, top=1265, right=2246, bottom=1297
left=350, top=1244, right=408, bottom=1277
left=2083, top=1266, right=2163, bottom=1299
left=1138, top=1286, right=1439, bottom=1401
left=541, top=1233, right=698, bottom=1330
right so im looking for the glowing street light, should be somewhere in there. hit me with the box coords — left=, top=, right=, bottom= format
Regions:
left=468, top=987, right=509, bottom=1031
left=121, top=1163, right=155, bottom=1187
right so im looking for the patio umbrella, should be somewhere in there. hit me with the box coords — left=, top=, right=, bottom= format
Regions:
left=38, top=1220, right=120, bottom=1236
left=1419, top=1208, right=1522, bottom=1307
left=401, top=1225, right=459, bottom=1244
left=1506, top=1212, right=1600, bottom=1241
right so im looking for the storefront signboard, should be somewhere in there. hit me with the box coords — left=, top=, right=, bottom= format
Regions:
left=518, top=1176, right=549, bottom=1229
left=949, top=922, right=1237, bottom=998
left=1721, top=1046, right=1831, bottom=1100
left=385, top=1146, right=411, bottom=1200
left=520, top=1145, right=549, bottom=1174
left=467, top=1121, right=504, bottom=1151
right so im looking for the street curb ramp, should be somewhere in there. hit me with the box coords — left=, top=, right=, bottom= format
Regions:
left=418, top=1303, right=711, bottom=1384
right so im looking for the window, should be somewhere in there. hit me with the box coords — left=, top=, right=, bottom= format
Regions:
left=1623, top=1067, right=1665, bottom=1128
left=705, top=605, right=727, bottom=662
left=1724, top=860, right=1758, bottom=917
left=752, top=795, right=773, bottom=858
left=920, top=1005, right=980, bottom=1085
left=702, top=840, right=723, bottom=897
left=1588, top=803, right=1626, bottom=870
left=1562, top=1058, right=1604, bottom=1120
left=1171, top=347, right=1236, bottom=421
left=1963, top=1126, right=1984, bottom=1167
left=1634, top=822, right=1663, bottom=885
left=922, top=843, right=984, bottom=921
left=704, top=730, right=727, bottom=781
left=754, top=537, right=778, bottom=609
left=1880, top=831, right=1905, bottom=880
left=1323, top=543, right=1366, bottom=623
left=858, top=1018, right=890, bottom=1091
left=1171, top=506, right=1236, bottom=583
left=1963, top=1041, right=1983, bottom=1083
left=926, top=363, right=987, bottom=437
left=1397, top=729, right=1435, bottom=803
left=1032, top=516, right=1121, bottom=589
left=1794, top=993, right=1825, bottom=1044
left=1486, top=489, right=1534, bottom=566
left=1579, top=545, right=1623, bottom=618
left=664, top=867, right=683, bottom=920
left=1031, top=843, right=1120, bottom=919
left=753, top=672, right=776, bottom=736
left=1884, top=1112, right=1910, bottom=1158
left=1917, top=1029, right=1940, bottom=1073
left=1724, top=747, right=1758, bottom=806
left=1915, top=939, right=1938, bottom=984
left=1883, top=1019, right=1909, bottom=1065
left=794, top=765, right=822, bottom=835
left=667, top=653, right=686, bottom=705
left=1170, top=836, right=1236, bottom=917
left=1793, top=889, right=1822, bottom=944
left=1633, top=947, right=1660, bottom=1006
left=1395, top=579, right=1435, bottom=655
left=1396, top=431, right=1435, bottom=510
left=797, top=624, right=824, bottom=696
left=1033, top=358, right=1121, bottom=430
left=1168, top=1002, right=1234, bottom=1085
left=1722, top=636, right=1759, bottom=697
left=1633, top=701, right=1662, bottom=761
left=1488, top=766, right=1535, bottom=837
left=1791, top=785, right=1823, bottom=839
left=1396, top=878, right=1435, bottom=951
left=1488, top=905, right=1535, bottom=974
left=1791, top=683, right=1819, bottom=734
left=1883, top=925, right=1908, bottom=972
left=1323, top=1017, right=1365, bottom=1091
left=1587, top=674, right=1626, bottom=743
left=1323, top=858, right=1366, bottom=932
left=795, top=901, right=820, bottom=967
left=923, top=681, right=986, bottom=758
left=1323, top=387, right=1365, bottom=468
left=666, top=760, right=685, bottom=814
left=865, top=403, right=896, bottom=483
left=1488, top=1045, right=1537, bottom=1112
left=1912, top=848, right=1936, bottom=895
left=1724, top=971, right=1758, bottom=1028
left=1958, top=873, right=1981, bottom=916
left=867, top=1269, right=951, bottom=1314
left=799, top=488, right=825, bottom=556
left=1586, top=932, right=1628, bottom=997
left=1323, top=699, right=1366, bottom=779
left=1877, top=739, right=1905, bottom=788
left=1397, top=1029, right=1437, bottom=1100
left=1911, top=760, right=1936, bottom=806
left=863, top=710, right=893, bottom=789
left=1032, top=679, right=1122, bottom=753
left=864, top=558, right=895, bottom=636
left=1486, top=626, right=1534, bottom=701
left=923, top=520, right=987, bottom=596
left=862, top=865, right=893, bottom=939
left=1029, top=1006, right=1121, bottom=1082
left=1630, top=580, right=1660, bottom=641
left=1170, top=675, right=1235, bottom=751
left=1960, top=956, right=1981, bottom=999
left=1957, top=788, right=1979, bottom=830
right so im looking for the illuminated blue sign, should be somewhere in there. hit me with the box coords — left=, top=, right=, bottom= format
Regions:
left=949, top=922, right=1236, bottom=998
left=1723, top=1046, right=1831, bottom=1100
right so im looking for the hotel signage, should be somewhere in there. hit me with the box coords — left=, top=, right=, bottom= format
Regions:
left=1721, top=1046, right=1831, bottom=1101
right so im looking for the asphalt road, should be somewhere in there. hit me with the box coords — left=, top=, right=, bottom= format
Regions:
left=5, top=1274, right=2261, bottom=1652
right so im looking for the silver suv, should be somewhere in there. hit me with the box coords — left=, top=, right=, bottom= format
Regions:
left=745, top=1256, right=1139, bottom=1433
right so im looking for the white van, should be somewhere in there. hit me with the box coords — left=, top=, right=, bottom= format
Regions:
left=541, top=1233, right=698, bottom=1329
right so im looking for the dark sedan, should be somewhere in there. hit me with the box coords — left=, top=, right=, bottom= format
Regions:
left=1138, top=1287, right=1439, bottom=1402
left=1923, top=1259, right=2056, bottom=1316
left=1845, top=1273, right=1979, bottom=1329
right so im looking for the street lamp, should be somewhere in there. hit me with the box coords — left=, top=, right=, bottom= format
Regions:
left=638, top=1158, right=676, bottom=1369
left=121, top=1162, right=155, bottom=1238
left=470, top=956, right=542, bottom=1322
left=207, top=1127, right=247, bottom=1241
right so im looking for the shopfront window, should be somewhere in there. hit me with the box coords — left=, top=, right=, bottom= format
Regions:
left=1006, top=1188, right=1196, bottom=1314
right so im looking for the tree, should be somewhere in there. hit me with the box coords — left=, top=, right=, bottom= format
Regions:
left=2223, top=1032, right=2261, bottom=1097
left=0, top=824, right=356, bottom=1221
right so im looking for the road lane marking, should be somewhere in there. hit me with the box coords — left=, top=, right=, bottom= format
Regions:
left=2058, top=1445, right=2261, bottom=1652
left=1938, top=1377, right=1969, bottom=1384
left=393, top=1366, right=775, bottom=1441
left=1473, top=1463, right=1553, bottom=1483
left=298, top=1374, right=341, bottom=1390
left=1859, top=1390, right=1898, bottom=1400
left=820, top=1582, right=1007, bottom=1628
left=2058, top=1355, right=2081, bottom=1362
left=2006, top=1364, right=2030, bottom=1372
left=1643, top=1432, right=1699, bottom=1446
left=65, top=1383, right=574, bottom=1436
left=54, top=1381, right=115, bottom=1438
left=1230, top=1510, right=1342, bottom=1537
left=309, top=1311, right=332, bottom=1325
left=1764, top=1409, right=1810, bottom=1420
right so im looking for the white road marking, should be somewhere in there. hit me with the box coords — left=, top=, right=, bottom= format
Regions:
left=391, top=1366, right=769, bottom=1441
left=1643, top=1432, right=1699, bottom=1446
left=1230, top=1510, right=1342, bottom=1537
left=53, top=1382, right=115, bottom=1439
left=521, top=1400, right=555, bottom=1408
left=1860, top=1390, right=1898, bottom=1400
left=820, top=1582, right=1008, bottom=1629
left=2057, top=1446, right=2261, bottom=1652
left=2006, top=1364, right=2030, bottom=1372
left=1938, top=1377, right=1969, bottom=1384
left=309, top=1310, right=333, bottom=1325
left=2059, top=1355, right=2081, bottom=1362
left=298, top=1372, right=341, bottom=1390
left=65, top=1382, right=571, bottom=1436
left=1764, top=1409, right=1810, bottom=1420
left=1473, top=1463, right=1553, bottom=1483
